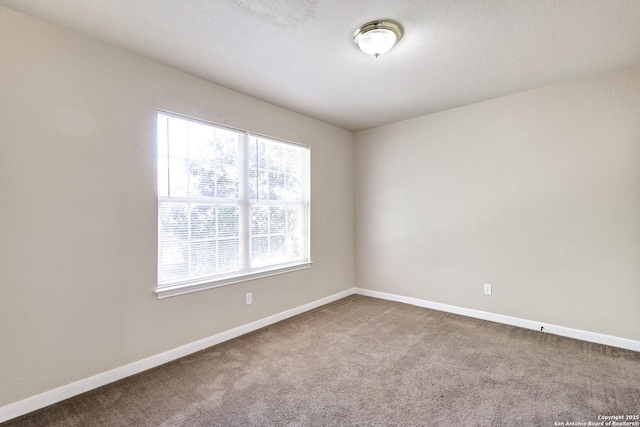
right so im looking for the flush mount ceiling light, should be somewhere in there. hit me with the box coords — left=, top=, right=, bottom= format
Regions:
left=353, top=20, right=403, bottom=58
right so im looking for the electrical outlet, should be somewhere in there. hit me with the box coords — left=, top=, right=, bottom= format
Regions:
left=246, top=292, right=252, bottom=305
left=484, top=284, right=492, bottom=296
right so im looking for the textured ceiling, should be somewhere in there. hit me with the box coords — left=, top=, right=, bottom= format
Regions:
left=2, top=0, right=640, bottom=131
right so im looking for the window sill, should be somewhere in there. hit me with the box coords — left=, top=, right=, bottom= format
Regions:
left=155, top=261, right=313, bottom=299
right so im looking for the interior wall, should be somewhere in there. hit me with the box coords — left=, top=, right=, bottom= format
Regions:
left=0, top=7, right=354, bottom=406
left=355, top=66, right=640, bottom=342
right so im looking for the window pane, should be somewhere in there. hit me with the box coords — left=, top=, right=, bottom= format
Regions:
left=159, top=203, right=189, bottom=241
left=187, top=121, right=216, bottom=158
left=251, top=236, right=269, bottom=268
left=190, top=240, right=217, bottom=277
left=248, top=204, right=305, bottom=268
left=187, top=159, right=215, bottom=197
left=157, top=115, right=169, bottom=158
left=269, top=144, right=285, bottom=171
left=163, top=113, right=242, bottom=200
left=257, top=170, right=268, bottom=200
left=286, top=174, right=300, bottom=201
left=158, top=241, right=188, bottom=283
left=218, top=206, right=239, bottom=238
left=168, top=158, right=189, bottom=197
left=287, top=207, right=301, bottom=231
left=158, top=156, right=169, bottom=197
left=287, top=234, right=302, bottom=259
left=186, top=155, right=239, bottom=199
left=257, top=140, right=267, bottom=169
left=270, top=235, right=286, bottom=261
left=215, top=164, right=239, bottom=199
left=249, top=137, right=307, bottom=202
left=269, top=171, right=286, bottom=200
left=219, top=239, right=240, bottom=272
left=283, top=146, right=301, bottom=174
left=251, top=205, right=269, bottom=235
left=190, top=205, right=217, bottom=240
left=248, top=168, right=257, bottom=200
left=167, top=116, right=189, bottom=159
left=270, top=206, right=287, bottom=234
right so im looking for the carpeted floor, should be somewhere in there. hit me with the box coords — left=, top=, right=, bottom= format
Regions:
left=4, top=295, right=640, bottom=426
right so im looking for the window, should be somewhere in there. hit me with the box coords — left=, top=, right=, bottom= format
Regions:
left=157, top=112, right=311, bottom=298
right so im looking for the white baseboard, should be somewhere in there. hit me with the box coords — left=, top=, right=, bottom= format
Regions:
left=355, top=288, right=640, bottom=353
left=0, top=288, right=356, bottom=423
left=4, top=286, right=638, bottom=423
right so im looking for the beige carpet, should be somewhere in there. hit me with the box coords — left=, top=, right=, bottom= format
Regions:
left=4, top=295, right=640, bottom=426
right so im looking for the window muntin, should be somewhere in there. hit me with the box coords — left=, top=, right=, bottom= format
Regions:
left=157, top=113, right=310, bottom=291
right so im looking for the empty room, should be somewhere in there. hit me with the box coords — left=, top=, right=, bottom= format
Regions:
left=1, top=1, right=639, bottom=425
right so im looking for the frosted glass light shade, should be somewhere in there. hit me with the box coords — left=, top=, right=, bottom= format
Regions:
left=356, top=29, right=397, bottom=56
left=353, top=21, right=403, bottom=58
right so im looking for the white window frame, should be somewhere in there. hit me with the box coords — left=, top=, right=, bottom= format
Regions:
left=156, top=111, right=312, bottom=299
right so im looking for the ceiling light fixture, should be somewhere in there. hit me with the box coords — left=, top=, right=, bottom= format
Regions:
left=353, top=20, right=403, bottom=58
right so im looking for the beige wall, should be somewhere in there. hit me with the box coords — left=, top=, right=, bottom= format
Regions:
left=3, top=2, right=640, bottom=412
left=355, top=66, right=640, bottom=342
left=0, top=7, right=354, bottom=406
